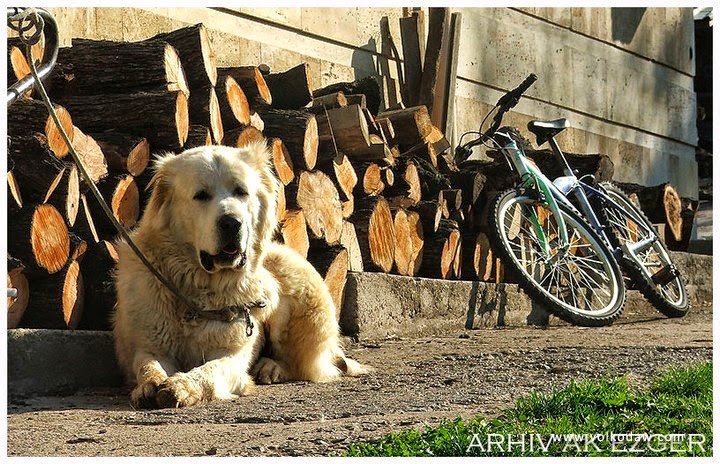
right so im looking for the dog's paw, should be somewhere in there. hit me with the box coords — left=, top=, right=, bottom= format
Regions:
left=251, top=357, right=289, bottom=384
left=130, top=380, right=161, bottom=409
left=155, top=374, right=204, bottom=408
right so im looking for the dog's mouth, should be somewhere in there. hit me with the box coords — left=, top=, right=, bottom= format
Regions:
left=200, top=243, right=247, bottom=272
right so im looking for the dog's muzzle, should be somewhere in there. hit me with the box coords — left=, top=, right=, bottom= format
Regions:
left=199, top=215, right=247, bottom=272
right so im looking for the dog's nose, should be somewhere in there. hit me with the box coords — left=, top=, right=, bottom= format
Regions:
left=219, top=215, right=241, bottom=236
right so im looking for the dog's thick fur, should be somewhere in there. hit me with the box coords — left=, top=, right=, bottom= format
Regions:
left=113, top=142, right=369, bottom=409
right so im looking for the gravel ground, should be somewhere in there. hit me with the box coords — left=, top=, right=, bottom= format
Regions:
left=6, top=306, right=713, bottom=457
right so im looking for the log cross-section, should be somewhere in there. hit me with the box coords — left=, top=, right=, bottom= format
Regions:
left=353, top=196, right=395, bottom=273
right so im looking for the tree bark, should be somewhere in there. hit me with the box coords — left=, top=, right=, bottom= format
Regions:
left=51, top=39, right=189, bottom=98
left=144, top=23, right=217, bottom=89
left=376, top=105, right=434, bottom=150
left=419, top=218, right=461, bottom=279
left=184, top=125, right=212, bottom=149
left=57, top=91, right=189, bottom=150
left=313, top=75, right=382, bottom=115
left=306, top=241, right=349, bottom=319
left=77, top=240, right=118, bottom=330
left=188, top=85, right=223, bottom=144
left=264, top=62, right=314, bottom=109
left=257, top=108, right=318, bottom=171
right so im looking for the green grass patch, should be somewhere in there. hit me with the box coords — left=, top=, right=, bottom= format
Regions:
left=344, top=361, right=712, bottom=457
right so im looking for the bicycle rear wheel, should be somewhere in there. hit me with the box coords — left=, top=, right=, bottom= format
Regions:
left=596, top=182, right=689, bottom=317
left=489, top=188, right=626, bottom=326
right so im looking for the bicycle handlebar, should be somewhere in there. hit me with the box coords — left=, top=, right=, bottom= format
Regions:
left=454, top=73, right=537, bottom=162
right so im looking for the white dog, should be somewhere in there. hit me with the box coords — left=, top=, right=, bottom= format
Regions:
left=113, top=142, right=370, bottom=409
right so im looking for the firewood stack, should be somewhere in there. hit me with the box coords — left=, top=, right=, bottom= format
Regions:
left=6, top=21, right=696, bottom=331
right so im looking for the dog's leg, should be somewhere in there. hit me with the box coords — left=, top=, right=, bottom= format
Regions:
left=131, top=353, right=178, bottom=409
left=155, top=352, right=256, bottom=408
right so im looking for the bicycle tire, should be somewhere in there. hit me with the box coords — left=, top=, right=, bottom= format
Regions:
left=488, top=188, right=626, bottom=326
left=595, top=182, right=689, bottom=318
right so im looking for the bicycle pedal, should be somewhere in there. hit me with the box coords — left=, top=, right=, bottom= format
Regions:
left=651, top=264, right=679, bottom=286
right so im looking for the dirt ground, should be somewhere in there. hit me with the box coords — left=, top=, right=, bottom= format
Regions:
left=5, top=306, right=713, bottom=457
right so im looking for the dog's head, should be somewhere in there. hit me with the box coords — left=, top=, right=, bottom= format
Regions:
left=143, top=142, right=279, bottom=274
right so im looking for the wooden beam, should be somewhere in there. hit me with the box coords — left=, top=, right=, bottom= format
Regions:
left=399, top=14, right=423, bottom=106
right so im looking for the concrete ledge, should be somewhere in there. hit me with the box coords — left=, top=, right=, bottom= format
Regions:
left=7, top=329, right=122, bottom=399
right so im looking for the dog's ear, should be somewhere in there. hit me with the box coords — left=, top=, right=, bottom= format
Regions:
left=237, top=139, right=272, bottom=172
left=144, top=152, right=176, bottom=214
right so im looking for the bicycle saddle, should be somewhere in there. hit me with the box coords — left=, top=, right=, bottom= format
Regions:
left=527, top=118, right=570, bottom=146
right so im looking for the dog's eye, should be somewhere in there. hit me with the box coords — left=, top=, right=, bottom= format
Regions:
left=233, top=187, right=247, bottom=197
left=193, top=190, right=212, bottom=202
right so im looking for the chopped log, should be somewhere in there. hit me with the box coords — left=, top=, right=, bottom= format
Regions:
left=9, top=204, right=70, bottom=278
left=439, top=188, right=463, bottom=223
left=419, top=218, right=462, bottom=279
left=7, top=256, right=30, bottom=329
left=665, top=198, right=697, bottom=251
left=217, top=66, right=272, bottom=107
left=316, top=152, right=357, bottom=203
left=184, top=125, right=212, bottom=149
left=411, top=155, right=452, bottom=198
left=384, top=158, right=422, bottom=206
left=339, top=220, right=364, bottom=272
left=45, top=162, right=80, bottom=227
left=524, top=149, right=615, bottom=183
left=78, top=240, right=118, bottom=330
left=75, top=194, right=100, bottom=243
left=257, top=108, right=318, bottom=171
left=376, top=105, right=433, bottom=150
left=270, top=138, right=295, bottom=186
left=614, top=182, right=683, bottom=241
left=279, top=209, right=309, bottom=258
left=20, top=259, right=84, bottom=330
left=84, top=174, right=140, bottom=238
left=354, top=162, right=385, bottom=197
left=70, top=126, right=109, bottom=183
left=7, top=134, right=67, bottom=206
left=217, top=74, right=251, bottom=129
left=91, top=132, right=150, bottom=176
left=51, top=38, right=189, bottom=97
left=57, top=91, right=189, bottom=150
left=316, top=105, right=376, bottom=159
left=313, top=75, right=382, bottom=115
left=392, top=208, right=424, bottom=277
left=412, top=199, right=443, bottom=235
left=450, top=168, right=487, bottom=214
left=285, top=170, right=343, bottom=245
left=144, top=23, right=217, bottom=89
left=264, top=62, right=313, bottom=109
left=306, top=241, right=349, bottom=318
left=345, top=94, right=367, bottom=109
left=352, top=196, right=395, bottom=273
left=276, top=183, right=287, bottom=223
left=188, top=85, right=223, bottom=144
left=7, top=97, right=74, bottom=158
left=309, top=91, right=347, bottom=113
left=375, top=117, right=396, bottom=145
left=462, top=231, right=494, bottom=281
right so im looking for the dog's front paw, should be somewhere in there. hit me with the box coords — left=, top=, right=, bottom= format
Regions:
left=131, top=380, right=162, bottom=409
left=155, top=374, right=204, bottom=408
left=251, top=357, right=289, bottom=384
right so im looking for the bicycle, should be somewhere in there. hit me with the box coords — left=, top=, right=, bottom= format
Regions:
left=455, top=74, right=689, bottom=326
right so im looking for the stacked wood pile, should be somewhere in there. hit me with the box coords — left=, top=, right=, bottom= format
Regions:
left=6, top=18, right=697, bottom=331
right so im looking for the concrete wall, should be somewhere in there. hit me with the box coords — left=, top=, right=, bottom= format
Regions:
left=40, top=7, right=698, bottom=198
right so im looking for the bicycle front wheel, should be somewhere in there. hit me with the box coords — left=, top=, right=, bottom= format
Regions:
left=489, top=188, right=626, bottom=326
left=596, top=182, right=689, bottom=317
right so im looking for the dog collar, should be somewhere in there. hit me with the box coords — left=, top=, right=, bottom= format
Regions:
left=182, top=300, right=266, bottom=336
